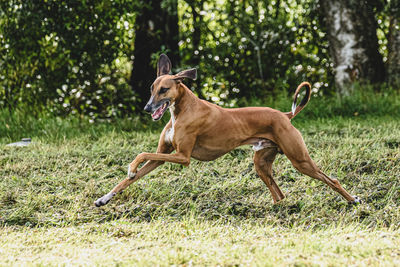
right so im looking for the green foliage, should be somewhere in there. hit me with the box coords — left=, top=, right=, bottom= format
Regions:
left=0, top=0, right=398, bottom=117
left=0, top=0, right=137, bottom=118
left=179, top=0, right=333, bottom=105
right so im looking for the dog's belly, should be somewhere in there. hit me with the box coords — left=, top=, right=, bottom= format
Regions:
left=191, top=145, right=231, bottom=161
left=190, top=136, right=278, bottom=161
left=190, top=133, right=243, bottom=161
left=191, top=138, right=237, bottom=161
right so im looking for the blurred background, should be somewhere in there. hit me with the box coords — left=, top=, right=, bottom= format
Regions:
left=0, top=0, right=399, bottom=120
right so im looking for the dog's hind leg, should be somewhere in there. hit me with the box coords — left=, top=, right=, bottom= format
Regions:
left=289, top=157, right=358, bottom=203
left=275, top=125, right=358, bottom=203
left=253, top=148, right=285, bottom=203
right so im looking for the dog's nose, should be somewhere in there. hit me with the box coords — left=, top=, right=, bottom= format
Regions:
left=143, top=104, right=152, bottom=113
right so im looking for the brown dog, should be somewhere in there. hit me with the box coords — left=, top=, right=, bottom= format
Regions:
left=95, top=54, right=360, bottom=207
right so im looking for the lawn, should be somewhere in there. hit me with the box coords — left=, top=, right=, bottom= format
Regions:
left=0, top=114, right=399, bottom=265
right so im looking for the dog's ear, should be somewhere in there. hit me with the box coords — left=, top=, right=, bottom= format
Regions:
left=174, top=68, right=197, bottom=81
left=157, top=54, right=172, bottom=77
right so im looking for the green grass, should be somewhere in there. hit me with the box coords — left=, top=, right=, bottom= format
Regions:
left=1, top=222, right=399, bottom=266
left=1, top=110, right=400, bottom=265
left=250, top=83, right=400, bottom=120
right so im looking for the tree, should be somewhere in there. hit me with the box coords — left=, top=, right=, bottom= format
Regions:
left=387, top=0, right=400, bottom=87
left=0, top=0, right=136, bottom=118
left=130, top=1, right=180, bottom=109
left=320, top=0, right=385, bottom=95
left=184, top=0, right=205, bottom=98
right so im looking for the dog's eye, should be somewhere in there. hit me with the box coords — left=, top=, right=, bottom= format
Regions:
left=159, top=87, right=169, bottom=94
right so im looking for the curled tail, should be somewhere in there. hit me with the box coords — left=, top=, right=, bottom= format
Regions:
left=285, top=82, right=311, bottom=120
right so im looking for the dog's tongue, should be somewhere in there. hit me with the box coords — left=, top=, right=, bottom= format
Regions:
left=152, top=104, right=165, bottom=120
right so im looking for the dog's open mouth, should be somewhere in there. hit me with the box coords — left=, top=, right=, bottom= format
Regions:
left=151, top=101, right=170, bottom=120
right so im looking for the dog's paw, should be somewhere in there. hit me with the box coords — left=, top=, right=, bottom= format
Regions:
left=94, top=192, right=115, bottom=207
left=127, top=165, right=137, bottom=179
left=348, top=195, right=362, bottom=205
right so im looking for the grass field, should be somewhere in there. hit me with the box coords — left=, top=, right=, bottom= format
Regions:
left=1, top=112, right=400, bottom=265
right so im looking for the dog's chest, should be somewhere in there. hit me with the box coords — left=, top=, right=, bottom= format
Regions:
left=165, top=127, right=174, bottom=144
left=164, top=107, right=175, bottom=144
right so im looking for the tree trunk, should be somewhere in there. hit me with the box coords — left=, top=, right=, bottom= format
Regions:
left=387, top=0, right=400, bottom=88
left=130, top=0, right=180, bottom=110
left=320, top=0, right=385, bottom=95
left=187, top=0, right=205, bottom=99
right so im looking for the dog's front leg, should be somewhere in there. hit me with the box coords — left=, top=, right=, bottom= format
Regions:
left=94, top=134, right=174, bottom=207
left=94, top=159, right=167, bottom=207
left=127, top=151, right=191, bottom=178
left=127, top=136, right=196, bottom=178
left=95, top=152, right=191, bottom=207
left=94, top=136, right=195, bottom=207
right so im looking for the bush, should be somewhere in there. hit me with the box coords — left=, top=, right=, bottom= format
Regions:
left=250, top=83, right=400, bottom=120
left=0, top=0, right=137, bottom=119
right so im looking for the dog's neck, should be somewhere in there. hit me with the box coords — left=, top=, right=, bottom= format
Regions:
left=172, top=83, right=198, bottom=118
left=169, top=104, right=176, bottom=125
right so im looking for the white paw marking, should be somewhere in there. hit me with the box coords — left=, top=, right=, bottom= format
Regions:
left=353, top=195, right=361, bottom=203
left=127, top=165, right=136, bottom=179
left=95, top=192, right=116, bottom=207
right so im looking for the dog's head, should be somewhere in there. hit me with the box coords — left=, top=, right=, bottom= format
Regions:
left=144, top=54, right=197, bottom=121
